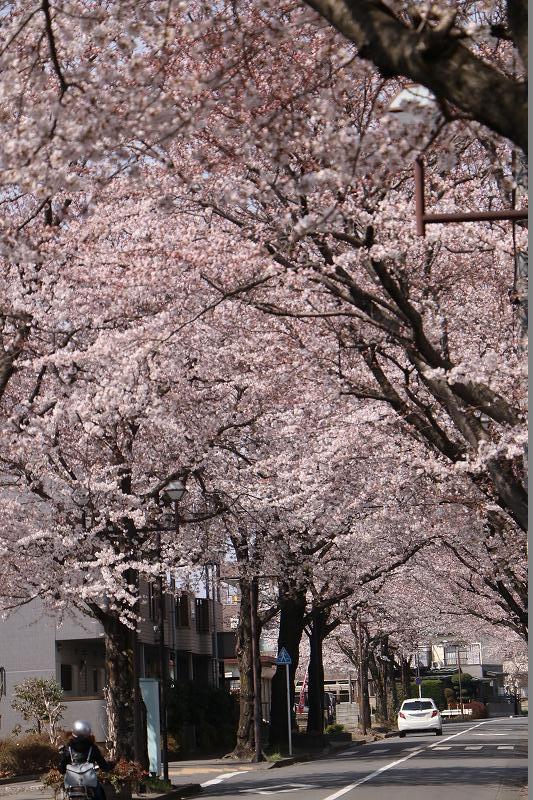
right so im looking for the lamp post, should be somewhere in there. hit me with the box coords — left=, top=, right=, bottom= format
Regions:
left=158, top=478, right=186, bottom=782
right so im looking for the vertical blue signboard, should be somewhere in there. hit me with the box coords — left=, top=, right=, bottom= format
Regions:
left=139, top=678, right=161, bottom=777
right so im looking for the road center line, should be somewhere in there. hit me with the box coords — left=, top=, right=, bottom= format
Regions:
left=321, top=721, right=492, bottom=800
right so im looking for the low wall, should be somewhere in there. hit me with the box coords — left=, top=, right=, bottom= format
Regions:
left=487, top=701, right=515, bottom=717
left=336, top=702, right=359, bottom=732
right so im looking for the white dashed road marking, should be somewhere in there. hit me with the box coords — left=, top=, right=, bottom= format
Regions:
left=497, top=745, right=514, bottom=750
left=433, top=746, right=451, bottom=750
left=465, top=746, right=482, bottom=750
left=322, top=720, right=494, bottom=800
left=201, top=771, right=250, bottom=787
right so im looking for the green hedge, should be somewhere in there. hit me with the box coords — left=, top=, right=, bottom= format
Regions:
left=167, top=682, right=239, bottom=753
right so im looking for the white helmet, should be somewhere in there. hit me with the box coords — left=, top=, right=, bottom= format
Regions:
left=72, top=720, right=92, bottom=737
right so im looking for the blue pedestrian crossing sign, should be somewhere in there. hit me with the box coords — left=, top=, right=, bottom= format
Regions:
left=276, top=647, right=292, bottom=665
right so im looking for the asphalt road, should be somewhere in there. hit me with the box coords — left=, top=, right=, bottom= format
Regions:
left=196, top=717, right=527, bottom=800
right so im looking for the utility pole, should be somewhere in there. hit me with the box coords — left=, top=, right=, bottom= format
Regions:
left=357, top=613, right=367, bottom=735
left=157, top=531, right=169, bottom=782
left=457, top=646, right=464, bottom=718
left=416, top=651, right=422, bottom=700
left=249, top=577, right=263, bottom=763
left=206, top=564, right=220, bottom=688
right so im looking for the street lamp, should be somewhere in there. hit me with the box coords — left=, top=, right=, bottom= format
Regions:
left=157, top=477, right=186, bottom=782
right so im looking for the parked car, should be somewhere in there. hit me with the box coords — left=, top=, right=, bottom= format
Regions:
left=398, top=698, right=443, bottom=736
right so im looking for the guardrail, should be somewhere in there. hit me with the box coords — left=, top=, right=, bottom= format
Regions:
left=441, top=709, right=472, bottom=717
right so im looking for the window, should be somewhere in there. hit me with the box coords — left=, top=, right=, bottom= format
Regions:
left=176, top=594, right=189, bottom=628
left=402, top=700, right=434, bottom=711
left=444, top=644, right=480, bottom=666
left=92, top=669, right=99, bottom=695
left=195, top=598, right=210, bottom=633
left=60, top=664, right=73, bottom=692
left=148, top=583, right=159, bottom=621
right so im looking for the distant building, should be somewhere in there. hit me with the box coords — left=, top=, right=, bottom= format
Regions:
left=0, top=581, right=223, bottom=741
left=416, top=638, right=508, bottom=705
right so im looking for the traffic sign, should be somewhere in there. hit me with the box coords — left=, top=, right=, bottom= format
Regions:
left=415, top=677, right=422, bottom=685
left=276, top=647, right=292, bottom=665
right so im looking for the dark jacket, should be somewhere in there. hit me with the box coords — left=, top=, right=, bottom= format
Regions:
left=58, top=736, right=112, bottom=775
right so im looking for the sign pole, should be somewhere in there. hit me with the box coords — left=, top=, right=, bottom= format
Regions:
left=285, top=663, right=293, bottom=757
left=276, top=647, right=293, bottom=757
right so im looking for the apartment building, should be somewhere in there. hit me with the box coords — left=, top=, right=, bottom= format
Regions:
left=0, top=583, right=223, bottom=741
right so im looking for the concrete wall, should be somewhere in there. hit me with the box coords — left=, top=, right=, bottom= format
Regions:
left=0, top=601, right=106, bottom=739
left=336, top=702, right=359, bottom=732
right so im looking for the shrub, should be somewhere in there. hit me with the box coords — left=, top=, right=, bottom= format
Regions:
left=41, top=767, right=63, bottom=798
left=444, top=688, right=456, bottom=707
left=450, top=673, right=474, bottom=701
left=142, top=776, right=171, bottom=793
left=0, top=734, right=57, bottom=776
left=11, top=678, right=65, bottom=744
left=465, top=701, right=488, bottom=720
left=166, top=734, right=181, bottom=756
left=325, top=724, right=345, bottom=735
left=0, top=739, right=17, bottom=777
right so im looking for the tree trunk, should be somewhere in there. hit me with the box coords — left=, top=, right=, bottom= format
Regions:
left=306, top=608, right=327, bottom=735
left=102, top=613, right=136, bottom=760
left=228, top=579, right=257, bottom=759
left=387, top=653, right=399, bottom=719
left=359, top=631, right=372, bottom=732
left=368, top=637, right=389, bottom=724
left=400, top=657, right=412, bottom=700
left=269, top=587, right=306, bottom=748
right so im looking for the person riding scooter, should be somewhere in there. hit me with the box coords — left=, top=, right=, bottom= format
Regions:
left=58, top=720, right=114, bottom=800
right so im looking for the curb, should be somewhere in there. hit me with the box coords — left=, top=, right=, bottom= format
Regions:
left=0, top=777, right=41, bottom=787
left=267, top=758, right=297, bottom=769
left=163, top=785, right=202, bottom=799
left=267, top=755, right=313, bottom=769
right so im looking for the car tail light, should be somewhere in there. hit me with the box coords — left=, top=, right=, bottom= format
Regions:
left=399, top=712, right=406, bottom=719
left=431, top=710, right=438, bottom=717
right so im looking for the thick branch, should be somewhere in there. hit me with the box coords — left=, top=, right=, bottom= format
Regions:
left=302, top=0, right=527, bottom=151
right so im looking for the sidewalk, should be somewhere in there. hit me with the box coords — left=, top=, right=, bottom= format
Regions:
left=0, top=780, right=49, bottom=800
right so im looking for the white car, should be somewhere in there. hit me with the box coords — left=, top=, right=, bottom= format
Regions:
left=397, top=698, right=443, bottom=736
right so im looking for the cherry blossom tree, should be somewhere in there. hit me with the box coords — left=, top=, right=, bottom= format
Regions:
left=0, top=0, right=525, bottom=762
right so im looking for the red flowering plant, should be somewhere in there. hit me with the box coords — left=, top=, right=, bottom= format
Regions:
left=105, top=760, right=148, bottom=793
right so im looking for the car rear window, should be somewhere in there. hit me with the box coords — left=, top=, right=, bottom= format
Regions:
left=402, top=701, right=434, bottom=711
